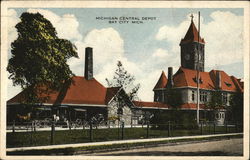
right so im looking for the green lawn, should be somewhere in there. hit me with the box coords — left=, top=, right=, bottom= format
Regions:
left=7, top=126, right=240, bottom=148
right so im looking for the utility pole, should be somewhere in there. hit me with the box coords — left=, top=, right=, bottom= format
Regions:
left=196, top=11, right=201, bottom=125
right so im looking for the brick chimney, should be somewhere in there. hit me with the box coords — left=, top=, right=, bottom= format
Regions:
left=167, top=67, right=174, bottom=89
left=216, top=71, right=221, bottom=89
left=84, top=47, right=93, bottom=80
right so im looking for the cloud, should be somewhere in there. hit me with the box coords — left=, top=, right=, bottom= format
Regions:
left=7, top=9, right=22, bottom=99
left=84, top=28, right=124, bottom=68
left=155, top=11, right=243, bottom=68
left=152, top=48, right=169, bottom=58
left=68, top=27, right=125, bottom=77
left=203, top=11, right=243, bottom=67
left=7, top=9, right=20, bottom=51
left=27, top=9, right=82, bottom=41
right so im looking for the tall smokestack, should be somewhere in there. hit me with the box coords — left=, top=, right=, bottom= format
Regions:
left=85, top=47, right=93, bottom=80
left=167, top=67, right=174, bottom=89
left=216, top=71, right=221, bottom=89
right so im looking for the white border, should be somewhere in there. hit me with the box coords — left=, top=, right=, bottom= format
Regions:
left=1, top=1, right=249, bottom=160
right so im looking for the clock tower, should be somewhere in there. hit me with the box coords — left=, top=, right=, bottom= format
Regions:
left=180, top=16, right=205, bottom=72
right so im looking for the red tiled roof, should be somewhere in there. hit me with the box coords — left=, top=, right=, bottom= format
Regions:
left=179, top=103, right=206, bottom=110
left=8, top=76, right=121, bottom=105
left=180, top=20, right=205, bottom=44
left=105, top=87, right=121, bottom=104
left=153, top=71, right=168, bottom=90
left=133, top=101, right=170, bottom=109
left=174, top=67, right=215, bottom=90
left=133, top=101, right=208, bottom=110
left=230, top=76, right=244, bottom=92
left=209, top=70, right=243, bottom=92
left=172, top=67, right=242, bottom=92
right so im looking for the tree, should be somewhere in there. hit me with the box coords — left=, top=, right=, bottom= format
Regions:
left=166, top=88, right=183, bottom=108
left=106, top=61, right=140, bottom=101
left=204, top=90, right=226, bottom=122
left=205, top=90, right=225, bottom=109
left=229, top=92, right=243, bottom=124
left=7, top=12, right=78, bottom=104
left=106, top=61, right=140, bottom=124
left=151, top=89, right=198, bottom=129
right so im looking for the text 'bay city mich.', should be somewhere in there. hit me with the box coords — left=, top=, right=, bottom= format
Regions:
left=96, top=16, right=157, bottom=24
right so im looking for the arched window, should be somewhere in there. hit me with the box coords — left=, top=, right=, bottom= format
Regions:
left=216, top=113, right=219, bottom=119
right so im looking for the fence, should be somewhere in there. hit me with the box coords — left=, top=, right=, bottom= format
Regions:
left=6, top=121, right=243, bottom=148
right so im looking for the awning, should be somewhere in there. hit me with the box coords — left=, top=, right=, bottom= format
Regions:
left=73, top=108, right=86, bottom=112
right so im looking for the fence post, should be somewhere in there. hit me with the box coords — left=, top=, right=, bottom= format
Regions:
left=225, top=122, right=228, bottom=133
left=12, top=120, right=15, bottom=133
left=200, top=122, right=203, bottom=135
left=31, top=121, right=34, bottom=131
left=171, top=122, right=174, bottom=137
left=50, top=121, right=55, bottom=145
left=146, top=121, right=149, bottom=138
left=89, top=121, right=93, bottom=142
left=30, top=121, right=33, bottom=145
left=208, top=122, right=211, bottom=134
left=34, top=121, right=36, bottom=132
left=118, top=120, right=120, bottom=140
left=213, top=122, right=216, bottom=134
left=121, top=122, right=124, bottom=140
left=168, top=121, right=170, bottom=137
left=69, top=121, right=72, bottom=131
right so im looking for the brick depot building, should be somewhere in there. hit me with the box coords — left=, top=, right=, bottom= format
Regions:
left=149, top=18, right=243, bottom=125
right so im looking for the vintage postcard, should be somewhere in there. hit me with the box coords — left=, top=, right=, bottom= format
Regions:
left=1, top=1, right=249, bottom=160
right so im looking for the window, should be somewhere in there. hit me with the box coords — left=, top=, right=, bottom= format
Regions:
left=200, top=91, right=208, bottom=102
left=222, top=93, right=228, bottom=104
left=155, top=96, right=159, bottom=102
left=117, top=108, right=123, bottom=115
left=225, top=82, right=232, bottom=87
left=192, top=91, right=195, bottom=101
left=155, top=92, right=160, bottom=102
left=193, top=77, right=203, bottom=84
left=216, top=113, right=219, bottom=119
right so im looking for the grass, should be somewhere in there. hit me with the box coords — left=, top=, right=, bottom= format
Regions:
left=7, top=125, right=241, bottom=148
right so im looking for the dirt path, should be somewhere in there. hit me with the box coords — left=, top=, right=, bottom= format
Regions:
left=85, top=138, right=243, bottom=156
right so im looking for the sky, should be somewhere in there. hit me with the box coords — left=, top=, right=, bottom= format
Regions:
left=7, top=8, right=244, bottom=101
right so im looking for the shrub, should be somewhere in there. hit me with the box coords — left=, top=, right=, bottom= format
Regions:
left=150, top=111, right=198, bottom=130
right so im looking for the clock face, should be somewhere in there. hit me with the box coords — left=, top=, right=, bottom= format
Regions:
left=185, top=54, right=190, bottom=60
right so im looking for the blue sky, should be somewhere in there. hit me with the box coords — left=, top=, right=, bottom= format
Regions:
left=7, top=8, right=244, bottom=101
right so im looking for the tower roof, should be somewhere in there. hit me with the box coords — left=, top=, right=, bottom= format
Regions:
left=180, top=20, right=205, bottom=45
left=153, top=71, right=168, bottom=90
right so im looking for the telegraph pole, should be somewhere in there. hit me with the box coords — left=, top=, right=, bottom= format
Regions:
left=196, top=11, right=201, bottom=125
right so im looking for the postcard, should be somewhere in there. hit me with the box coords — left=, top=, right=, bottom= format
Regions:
left=1, top=1, right=249, bottom=160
